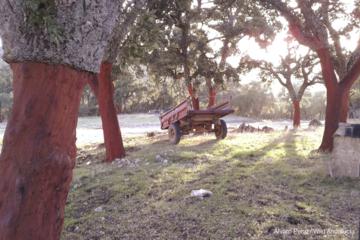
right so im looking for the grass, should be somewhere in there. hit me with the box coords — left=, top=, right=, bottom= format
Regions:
left=61, top=129, right=360, bottom=240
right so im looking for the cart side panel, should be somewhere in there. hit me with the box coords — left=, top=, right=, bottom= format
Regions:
left=188, top=109, right=234, bottom=120
left=160, top=100, right=191, bottom=129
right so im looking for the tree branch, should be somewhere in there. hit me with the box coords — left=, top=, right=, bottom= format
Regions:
left=340, top=54, right=360, bottom=90
left=259, top=0, right=322, bottom=50
left=105, top=0, right=144, bottom=63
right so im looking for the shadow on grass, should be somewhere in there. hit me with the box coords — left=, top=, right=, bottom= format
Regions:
left=133, top=134, right=219, bottom=154
left=66, top=131, right=360, bottom=240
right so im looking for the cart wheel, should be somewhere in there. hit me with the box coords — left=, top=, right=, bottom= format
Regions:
left=214, top=119, right=227, bottom=139
left=168, top=122, right=181, bottom=144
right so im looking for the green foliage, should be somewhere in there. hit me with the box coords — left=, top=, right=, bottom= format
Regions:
left=301, top=91, right=326, bottom=120
left=225, top=81, right=325, bottom=120
left=116, top=0, right=279, bottom=105
left=230, top=81, right=277, bottom=118
left=111, top=63, right=186, bottom=113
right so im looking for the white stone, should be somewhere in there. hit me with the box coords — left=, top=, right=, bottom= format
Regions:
left=155, top=155, right=162, bottom=162
left=191, top=189, right=213, bottom=199
left=94, top=206, right=103, bottom=212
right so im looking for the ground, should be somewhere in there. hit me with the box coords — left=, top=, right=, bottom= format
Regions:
left=62, top=129, right=359, bottom=240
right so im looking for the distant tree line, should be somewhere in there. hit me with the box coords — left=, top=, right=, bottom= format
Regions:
left=0, top=60, right=333, bottom=122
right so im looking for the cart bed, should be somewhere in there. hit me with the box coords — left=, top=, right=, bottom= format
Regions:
left=160, top=99, right=234, bottom=130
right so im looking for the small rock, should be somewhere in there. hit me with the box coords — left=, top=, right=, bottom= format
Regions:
left=94, top=206, right=103, bottom=212
left=147, top=132, right=156, bottom=137
left=155, top=155, right=162, bottom=162
left=86, top=161, right=91, bottom=165
left=309, top=119, right=322, bottom=128
left=191, top=189, right=213, bottom=199
left=262, top=126, right=274, bottom=133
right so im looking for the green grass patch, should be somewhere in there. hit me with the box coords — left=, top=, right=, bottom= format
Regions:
left=62, top=129, right=360, bottom=240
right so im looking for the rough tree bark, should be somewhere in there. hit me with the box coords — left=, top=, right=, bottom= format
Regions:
left=0, top=1, right=120, bottom=239
left=88, top=62, right=125, bottom=161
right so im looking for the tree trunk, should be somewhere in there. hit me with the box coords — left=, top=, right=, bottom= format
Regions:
left=116, top=103, right=122, bottom=113
left=317, top=48, right=343, bottom=152
left=207, top=86, right=216, bottom=108
left=192, top=97, right=200, bottom=110
left=0, top=62, right=87, bottom=240
left=292, top=100, right=301, bottom=128
left=187, top=84, right=200, bottom=110
left=88, top=62, right=125, bottom=161
left=339, top=87, right=350, bottom=122
left=319, top=86, right=345, bottom=151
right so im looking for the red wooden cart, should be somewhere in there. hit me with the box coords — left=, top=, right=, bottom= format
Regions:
left=160, top=98, right=234, bottom=144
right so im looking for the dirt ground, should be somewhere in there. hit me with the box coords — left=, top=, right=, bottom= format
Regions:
left=61, top=129, right=360, bottom=240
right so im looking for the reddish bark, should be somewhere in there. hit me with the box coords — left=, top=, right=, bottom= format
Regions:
left=207, top=86, right=216, bottom=108
left=292, top=100, right=301, bottom=128
left=316, top=49, right=340, bottom=151
left=339, top=87, right=350, bottom=122
left=187, top=84, right=200, bottom=110
left=0, top=62, right=87, bottom=240
left=319, top=87, right=343, bottom=151
left=319, top=85, right=351, bottom=151
left=191, top=97, right=200, bottom=110
left=88, top=62, right=125, bottom=161
left=317, top=49, right=354, bottom=151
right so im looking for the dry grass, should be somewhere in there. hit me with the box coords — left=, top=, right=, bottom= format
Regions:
left=62, top=129, right=360, bottom=240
